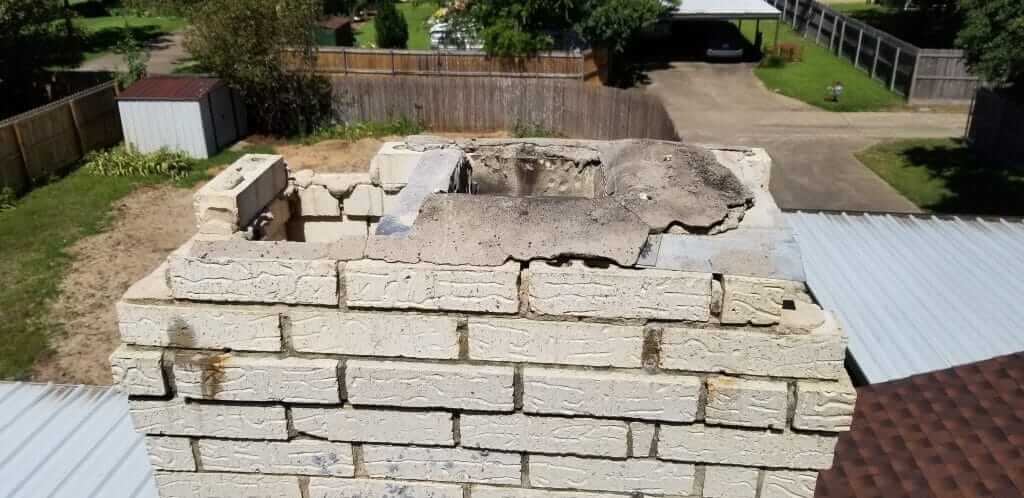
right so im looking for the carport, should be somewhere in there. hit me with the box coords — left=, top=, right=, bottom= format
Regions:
left=668, top=0, right=782, bottom=49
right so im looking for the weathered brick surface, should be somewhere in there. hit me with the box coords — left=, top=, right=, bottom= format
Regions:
left=345, top=260, right=520, bottom=313
left=175, top=354, right=340, bottom=404
left=302, top=220, right=367, bottom=243
left=168, top=256, right=338, bottom=305
left=705, top=376, right=789, bottom=429
left=117, top=303, right=281, bottom=351
left=193, top=154, right=288, bottom=232
left=794, top=377, right=857, bottom=432
left=154, top=472, right=300, bottom=498
left=292, top=407, right=453, bottom=445
left=362, top=446, right=521, bottom=485
left=344, top=184, right=384, bottom=217
left=629, top=422, right=656, bottom=457
left=721, top=275, right=807, bottom=325
left=660, top=325, right=847, bottom=380
left=530, top=456, right=696, bottom=495
left=369, top=142, right=423, bottom=189
left=197, top=439, right=354, bottom=476
left=460, top=413, right=627, bottom=457
left=130, top=398, right=288, bottom=439
left=526, top=262, right=711, bottom=321
left=522, top=368, right=700, bottom=422
left=468, top=318, right=642, bottom=367
left=110, top=345, right=165, bottom=396
left=298, top=185, right=341, bottom=216
left=761, top=471, right=819, bottom=498
left=473, top=487, right=623, bottom=498
left=658, top=424, right=839, bottom=470
left=703, top=466, right=759, bottom=498
left=309, top=478, right=463, bottom=498
left=290, top=311, right=459, bottom=359
left=145, top=436, right=195, bottom=471
left=346, top=360, right=514, bottom=411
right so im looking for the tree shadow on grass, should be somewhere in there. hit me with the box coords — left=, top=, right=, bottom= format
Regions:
left=82, top=25, right=171, bottom=56
left=902, top=139, right=1024, bottom=216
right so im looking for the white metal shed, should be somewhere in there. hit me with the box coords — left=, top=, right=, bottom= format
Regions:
left=117, top=75, right=248, bottom=159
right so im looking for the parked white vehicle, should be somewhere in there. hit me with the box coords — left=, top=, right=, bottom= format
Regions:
left=429, top=22, right=483, bottom=51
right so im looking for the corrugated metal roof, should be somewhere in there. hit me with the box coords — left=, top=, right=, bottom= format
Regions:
left=117, top=75, right=223, bottom=101
left=669, top=0, right=781, bottom=18
left=0, top=382, right=158, bottom=498
left=785, top=211, right=1024, bottom=384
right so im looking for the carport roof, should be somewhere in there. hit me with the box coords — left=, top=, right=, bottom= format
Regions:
left=669, top=0, right=781, bottom=20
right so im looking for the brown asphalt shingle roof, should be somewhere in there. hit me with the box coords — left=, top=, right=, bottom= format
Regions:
left=816, top=352, right=1024, bottom=498
left=117, top=76, right=223, bottom=102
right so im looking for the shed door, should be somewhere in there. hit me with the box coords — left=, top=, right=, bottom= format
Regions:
left=208, top=86, right=239, bottom=148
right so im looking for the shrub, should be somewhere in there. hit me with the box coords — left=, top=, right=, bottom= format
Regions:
left=0, top=186, right=15, bottom=212
left=302, top=117, right=424, bottom=145
left=759, top=54, right=786, bottom=69
left=114, top=32, right=150, bottom=90
left=512, top=119, right=564, bottom=138
left=375, top=0, right=409, bottom=49
left=83, top=147, right=194, bottom=179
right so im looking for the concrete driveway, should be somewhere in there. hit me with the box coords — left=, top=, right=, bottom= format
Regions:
left=645, top=62, right=967, bottom=213
left=80, top=31, right=189, bottom=75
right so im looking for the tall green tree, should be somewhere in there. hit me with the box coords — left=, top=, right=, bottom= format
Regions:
left=375, top=0, right=409, bottom=49
left=957, top=0, right=1024, bottom=89
left=185, top=0, right=331, bottom=135
left=0, top=0, right=82, bottom=117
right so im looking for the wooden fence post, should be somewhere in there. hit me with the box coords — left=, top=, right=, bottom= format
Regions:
left=890, top=47, right=901, bottom=91
left=870, top=37, right=882, bottom=79
left=68, top=100, right=87, bottom=156
left=829, top=15, right=838, bottom=52
left=11, top=122, right=32, bottom=183
left=816, top=9, right=824, bottom=44
left=837, top=21, right=846, bottom=57
left=907, top=52, right=922, bottom=101
left=792, top=0, right=800, bottom=30
left=854, top=30, right=864, bottom=68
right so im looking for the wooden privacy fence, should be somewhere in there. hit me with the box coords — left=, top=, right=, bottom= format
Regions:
left=289, top=48, right=600, bottom=82
left=967, top=88, right=1024, bottom=170
left=0, top=81, right=122, bottom=193
left=331, top=76, right=679, bottom=141
left=765, top=0, right=980, bottom=102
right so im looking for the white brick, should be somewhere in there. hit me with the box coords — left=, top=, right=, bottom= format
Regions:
left=705, top=376, right=789, bottom=429
left=660, top=324, right=847, bottom=380
left=530, top=456, right=696, bottom=495
left=299, top=185, right=342, bottom=216
left=292, top=407, right=453, bottom=445
left=526, top=262, right=711, bottom=321
left=198, top=439, right=354, bottom=476
left=168, top=256, right=338, bottom=305
left=174, top=354, right=340, bottom=403
left=303, top=220, right=367, bottom=243
left=658, top=424, right=839, bottom=470
left=155, top=472, right=300, bottom=498
left=461, top=414, right=627, bottom=457
left=363, top=446, right=520, bottom=485
left=194, top=154, right=288, bottom=232
left=130, top=398, right=287, bottom=439
left=344, top=184, right=384, bottom=217
left=345, top=260, right=520, bottom=313
left=310, top=478, right=463, bottom=498
left=312, top=172, right=371, bottom=197
left=703, top=466, right=759, bottom=498
left=761, top=471, right=819, bottom=498
left=369, top=142, right=423, bottom=189
left=721, top=275, right=807, bottom=325
left=522, top=368, right=700, bottom=422
left=110, top=345, right=165, bottom=396
left=383, top=192, right=401, bottom=212
left=629, top=422, right=656, bottom=457
left=473, top=487, right=623, bottom=498
left=145, top=437, right=195, bottom=471
left=290, top=311, right=458, bottom=359
left=469, top=318, right=643, bottom=368
left=794, top=377, right=857, bottom=432
left=346, top=360, right=514, bottom=411
left=117, top=302, right=281, bottom=351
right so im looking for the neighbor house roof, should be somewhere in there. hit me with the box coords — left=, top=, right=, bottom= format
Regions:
left=668, top=0, right=781, bottom=20
left=319, top=15, right=352, bottom=29
left=118, top=75, right=223, bottom=102
left=815, top=352, right=1024, bottom=498
left=0, top=382, right=158, bottom=498
left=785, top=211, right=1024, bottom=384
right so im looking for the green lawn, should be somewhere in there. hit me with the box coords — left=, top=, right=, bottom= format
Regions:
left=856, top=138, right=1024, bottom=215
left=353, top=1, right=439, bottom=50
left=736, top=20, right=904, bottom=112
left=0, top=146, right=269, bottom=380
left=75, top=14, right=187, bottom=60
left=831, top=2, right=959, bottom=49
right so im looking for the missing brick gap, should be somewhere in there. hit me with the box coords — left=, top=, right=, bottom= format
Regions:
left=711, top=274, right=725, bottom=317
left=352, top=444, right=368, bottom=478
left=641, top=329, right=662, bottom=373
left=298, top=476, right=311, bottom=498
left=513, top=366, right=524, bottom=411
left=693, top=466, right=707, bottom=497
left=189, top=438, right=203, bottom=472
left=338, top=360, right=348, bottom=402
left=786, top=382, right=797, bottom=427
left=626, top=424, right=635, bottom=457
left=650, top=424, right=660, bottom=458
left=782, top=299, right=797, bottom=310
left=695, top=376, right=708, bottom=422
left=279, top=314, right=293, bottom=354
left=453, top=413, right=462, bottom=446
left=457, top=320, right=470, bottom=360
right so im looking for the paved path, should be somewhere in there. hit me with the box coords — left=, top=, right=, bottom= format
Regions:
left=645, top=62, right=968, bottom=213
left=79, top=31, right=189, bottom=75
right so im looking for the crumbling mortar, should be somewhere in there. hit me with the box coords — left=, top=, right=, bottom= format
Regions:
left=520, top=453, right=530, bottom=488
left=453, top=413, right=462, bottom=446
left=754, top=469, right=767, bottom=498
left=189, top=438, right=203, bottom=472
left=513, top=366, right=524, bottom=411
left=297, top=476, right=311, bottom=498
left=693, top=465, right=707, bottom=497
left=695, top=375, right=708, bottom=422
left=352, top=443, right=368, bottom=477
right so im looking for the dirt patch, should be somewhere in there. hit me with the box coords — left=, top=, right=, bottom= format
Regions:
left=32, top=185, right=196, bottom=385
left=276, top=137, right=393, bottom=173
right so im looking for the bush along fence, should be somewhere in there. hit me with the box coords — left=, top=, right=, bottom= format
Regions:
left=0, top=81, right=122, bottom=193
left=288, top=48, right=601, bottom=83
left=766, top=0, right=980, bottom=102
left=330, top=75, right=678, bottom=141
left=967, top=88, right=1024, bottom=170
